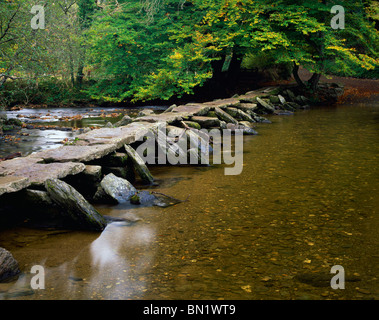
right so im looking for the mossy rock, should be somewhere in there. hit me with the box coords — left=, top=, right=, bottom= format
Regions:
left=130, top=193, right=141, bottom=205
left=6, top=118, right=22, bottom=127
left=207, top=111, right=217, bottom=118
left=1, top=125, right=15, bottom=132
left=269, top=95, right=280, bottom=104
left=183, top=121, right=201, bottom=130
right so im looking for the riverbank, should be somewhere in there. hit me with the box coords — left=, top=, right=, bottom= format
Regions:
left=261, top=68, right=379, bottom=104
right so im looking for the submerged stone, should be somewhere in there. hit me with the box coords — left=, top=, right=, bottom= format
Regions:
left=131, top=191, right=184, bottom=208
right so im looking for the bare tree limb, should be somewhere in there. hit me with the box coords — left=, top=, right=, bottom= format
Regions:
left=0, top=4, right=20, bottom=44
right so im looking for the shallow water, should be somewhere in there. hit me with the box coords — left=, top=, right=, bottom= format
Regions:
left=0, top=102, right=378, bottom=300
left=0, top=106, right=165, bottom=158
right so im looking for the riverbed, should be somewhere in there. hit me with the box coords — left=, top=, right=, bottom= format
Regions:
left=0, top=101, right=378, bottom=300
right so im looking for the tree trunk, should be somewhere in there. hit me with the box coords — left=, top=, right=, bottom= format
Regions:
left=76, top=64, right=84, bottom=88
left=292, top=63, right=306, bottom=89
left=308, top=72, right=321, bottom=91
left=225, top=53, right=242, bottom=94
left=76, top=46, right=86, bottom=88
left=209, top=58, right=227, bottom=96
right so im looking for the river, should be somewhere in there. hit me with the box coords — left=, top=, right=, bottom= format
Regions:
left=0, top=101, right=378, bottom=300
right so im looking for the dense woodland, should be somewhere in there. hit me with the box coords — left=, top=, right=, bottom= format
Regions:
left=0, top=0, right=378, bottom=108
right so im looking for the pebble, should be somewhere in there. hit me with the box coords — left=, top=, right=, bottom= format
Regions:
left=356, top=288, right=370, bottom=295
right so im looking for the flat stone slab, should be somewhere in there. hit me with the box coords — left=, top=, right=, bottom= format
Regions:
left=11, top=162, right=86, bottom=186
left=29, top=144, right=118, bottom=163
left=76, top=122, right=161, bottom=148
left=135, top=113, right=188, bottom=124
left=0, top=176, right=31, bottom=196
left=238, top=86, right=281, bottom=101
left=136, top=104, right=212, bottom=124
left=235, top=103, right=259, bottom=113
left=173, top=104, right=211, bottom=116
left=203, top=98, right=241, bottom=109
left=0, top=157, right=44, bottom=176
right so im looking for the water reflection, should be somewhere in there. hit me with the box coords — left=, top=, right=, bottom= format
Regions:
left=86, top=220, right=156, bottom=299
left=0, top=128, right=76, bottom=158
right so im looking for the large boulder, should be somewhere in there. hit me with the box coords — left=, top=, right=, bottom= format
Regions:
left=0, top=247, right=20, bottom=282
left=93, top=173, right=137, bottom=204
left=45, top=178, right=107, bottom=231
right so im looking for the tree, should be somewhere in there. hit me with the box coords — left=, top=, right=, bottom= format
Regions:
left=76, top=0, right=97, bottom=87
left=246, top=0, right=378, bottom=89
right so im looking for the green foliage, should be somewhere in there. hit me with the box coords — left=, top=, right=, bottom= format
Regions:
left=1, top=0, right=378, bottom=105
left=84, top=0, right=378, bottom=102
left=84, top=0, right=214, bottom=102
left=0, top=77, right=90, bottom=108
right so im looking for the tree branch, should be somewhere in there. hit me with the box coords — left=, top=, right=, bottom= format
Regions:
left=0, top=4, right=20, bottom=44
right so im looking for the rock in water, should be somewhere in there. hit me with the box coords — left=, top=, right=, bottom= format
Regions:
left=124, top=144, right=154, bottom=185
left=0, top=247, right=20, bottom=282
left=137, top=109, right=154, bottom=117
left=45, top=179, right=107, bottom=231
left=214, top=107, right=239, bottom=125
left=94, top=173, right=137, bottom=204
left=256, top=97, right=275, bottom=114
left=114, top=115, right=133, bottom=127
left=278, top=95, right=286, bottom=105
left=130, top=191, right=184, bottom=208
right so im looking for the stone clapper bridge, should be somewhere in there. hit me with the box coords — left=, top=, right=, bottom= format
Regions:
left=0, top=87, right=311, bottom=232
